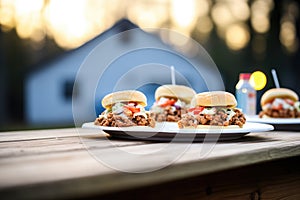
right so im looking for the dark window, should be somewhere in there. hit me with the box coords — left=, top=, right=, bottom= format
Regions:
left=63, top=79, right=77, bottom=101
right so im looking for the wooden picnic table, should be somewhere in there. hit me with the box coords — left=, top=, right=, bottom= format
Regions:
left=0, top=127, right=299, bottom=199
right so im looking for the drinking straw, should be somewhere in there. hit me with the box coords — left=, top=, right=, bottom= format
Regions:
left=171, top=66, right=176, bottom=85
left=271, top=69, right=280, bottom=88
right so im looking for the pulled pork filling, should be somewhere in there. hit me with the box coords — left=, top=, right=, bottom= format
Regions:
left=150, top=97, right=188, bottom=122
left=94, top=102, right=155, bottom=127
left=259, top=98, right=300, bottom=118
left=178, top=107, right=246, bottom=128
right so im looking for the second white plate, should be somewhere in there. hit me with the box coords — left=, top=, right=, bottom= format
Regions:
left=246, top=115, right=300, bottom=131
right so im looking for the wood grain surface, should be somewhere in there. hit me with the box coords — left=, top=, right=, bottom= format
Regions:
left=0, top=128, right=299, bottom=199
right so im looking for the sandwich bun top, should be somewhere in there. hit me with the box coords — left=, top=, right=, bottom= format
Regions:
left=191, top=91, right=237, bottom=108
left=155, top=84, right=196, bottom=103
left=102, top=90, right=147, bottom=109
left=260, top=88, right=298, bottom=106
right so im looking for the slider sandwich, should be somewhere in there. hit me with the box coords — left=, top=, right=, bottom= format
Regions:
left=178, top=91, right=246, bottom=128
left=94, top=90, right=155, bottom=127
left=150, top=85, right=196, bottom=122
left=259, top=88, right=300, bottom=118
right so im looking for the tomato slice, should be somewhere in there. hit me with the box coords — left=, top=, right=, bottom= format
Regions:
left=285, top=99, right=294, bottom=106
left=188, top=107, right=204, bottom=115
left=160, top=99, right=176, bottom=107
left=272, top=104, right=283, bottom=110
left=124, top=105, right=140, bottom=113
left=188, top=108, right=195, bottom=112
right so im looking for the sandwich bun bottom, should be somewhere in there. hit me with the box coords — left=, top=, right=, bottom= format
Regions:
left=260, top=114, right=271, bottom=119
left=260, top=114, right=289, bottom=119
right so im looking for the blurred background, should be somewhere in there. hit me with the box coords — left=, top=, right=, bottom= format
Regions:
left=0, top=0, right=299, bottom=131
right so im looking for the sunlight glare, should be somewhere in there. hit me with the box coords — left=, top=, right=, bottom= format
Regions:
left=171, top=0, right=198, bottom=28
left=196, top=16, right=213, bottom=34
left=280, top=20, right=297, bottom=53
left=197, top=0, right=210, bottom=17
left=45, top=0, right=91, bottom=48
left=229, top=1, right=250, bottom=21
left=127, top=3, right=167, bottom=28
left=225, top=23, right=250, bottom=50
left=0, top=0, right=15, bottom=31
left=251, top=0, right=273, bottom=33
left=13, top=0, right=44, bottom=39
left=251, top=14, right=270, bottom=33
left=212, top=3, right=234, bottom=27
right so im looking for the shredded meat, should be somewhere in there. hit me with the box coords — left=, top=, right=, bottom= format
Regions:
left=259, top=108, right=300, bottom=118
left=229, top=109, right=246, bottom=127
left=178, top=108, right=246, bottom=128
left=151, top=106, right=187, bottom=122
left=94, top=112, right=155, bottom=128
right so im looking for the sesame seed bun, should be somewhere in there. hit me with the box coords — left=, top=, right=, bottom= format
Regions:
left=260, top=88, right=298, bottom=106
left=191, top=91, right=237, bottom=108
left=154, top=85, right=196, bottom=103
left=102, top=90, right=147, bottom=109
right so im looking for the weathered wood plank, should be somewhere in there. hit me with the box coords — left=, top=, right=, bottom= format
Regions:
left=0, top=134, right=148, bottom=158
left=95, top=156, right=300, bottom=200
left=0, top=129, right=300, bottom=200
left=1, top=131, right=299, bottom=165
left=0, top=148, right=299, bottom=199
left=0, top=128, right=103, bottom=142
left=0, top=131, right=299, bottom=188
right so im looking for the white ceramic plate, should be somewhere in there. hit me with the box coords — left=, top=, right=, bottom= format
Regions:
left=246, top=115, right=300, bottom=131
left=82, top=122, right=274, bottom=142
